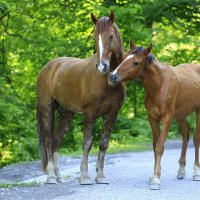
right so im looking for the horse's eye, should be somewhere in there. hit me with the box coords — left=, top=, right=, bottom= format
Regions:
left=109, top=35, right=113, bottom=47
left=133, top=61, right=139, bottom=66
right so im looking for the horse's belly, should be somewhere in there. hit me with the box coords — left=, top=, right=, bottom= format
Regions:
left=65, top=104, right=83, bottom=113
left=174, top=97, right=200, bottom=118
left=53, top=91, right=83, bottom=113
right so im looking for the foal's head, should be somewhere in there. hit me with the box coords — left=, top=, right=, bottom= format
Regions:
left=108, top=41, right=153, bottom=86
left=91, top=11, right=123, bottom=74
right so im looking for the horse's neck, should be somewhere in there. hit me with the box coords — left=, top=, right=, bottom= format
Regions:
left=139, top=62, right=163, bottom=97
left=90, top=54, right=121, bottom=90
left=110, top=51, right=123, bottom=72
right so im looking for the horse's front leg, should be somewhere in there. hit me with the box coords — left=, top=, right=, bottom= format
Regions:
left=150, top=113, right=172, bottom=190
left=79, top=114, right=93, bottom=185
left=148, top=115, right=160, bottom=184
left=95, top=115, right=117, bottom=184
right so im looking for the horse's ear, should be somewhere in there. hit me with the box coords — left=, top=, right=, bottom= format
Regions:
left=109, top=11, right=115, bottom=23
left=91, top=13, right=98, bottom=24
left=143, top=43, right=152, bottom=56
left=130, top=39, right=136, bottom=50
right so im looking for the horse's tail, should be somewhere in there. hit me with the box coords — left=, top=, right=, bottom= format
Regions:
left=36, top=103, right=48, bottom=172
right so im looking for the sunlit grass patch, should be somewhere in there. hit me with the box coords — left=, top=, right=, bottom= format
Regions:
left=0, top=181, right=39, bottom=188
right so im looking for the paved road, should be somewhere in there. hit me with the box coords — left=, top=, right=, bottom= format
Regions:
left=1, top=146, right=200, bottom=200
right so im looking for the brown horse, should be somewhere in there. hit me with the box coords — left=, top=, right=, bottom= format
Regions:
left=108, top=41, right=200, bottom=189
left=36, top=11, right=125, bottom=185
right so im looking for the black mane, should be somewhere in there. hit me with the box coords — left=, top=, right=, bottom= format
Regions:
left=130, top=46, right=155, bottom=65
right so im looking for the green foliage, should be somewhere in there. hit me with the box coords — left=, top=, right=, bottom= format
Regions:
left=0, top=0, right=199, bottom=167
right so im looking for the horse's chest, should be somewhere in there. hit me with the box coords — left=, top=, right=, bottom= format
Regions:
left=91, top=89, right=124, bottom=115
left=146, top=106, right=161, bottom=119
left=145, top=98, right=162, bottom=119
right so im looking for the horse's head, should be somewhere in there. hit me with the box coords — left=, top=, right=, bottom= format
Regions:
left=91, top=11, right=122, bottom=74
left=108, top=41, right=153, bottom=86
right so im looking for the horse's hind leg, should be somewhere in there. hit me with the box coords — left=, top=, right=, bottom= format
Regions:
left=37, top=101, right=57, bottom=184
left=80, top=112, right=93, bottom=185
left=52, top=108, right=73, bottom=183
left=193, top=108, right=200, bottom=181
left=95, top=115, right=117, bottom=184
left=176, top=118, right=189, bottom=179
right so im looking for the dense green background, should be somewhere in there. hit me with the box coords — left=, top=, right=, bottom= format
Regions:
left=0, top=0, right=199, bottom=167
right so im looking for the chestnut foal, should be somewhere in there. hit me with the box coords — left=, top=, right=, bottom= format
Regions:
left=108, top=41, right=200, bottom=189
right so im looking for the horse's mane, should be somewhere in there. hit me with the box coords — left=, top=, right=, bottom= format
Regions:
left=130, top=46, right=155, bottom=65
left=95, top=17, right=124, bottom=60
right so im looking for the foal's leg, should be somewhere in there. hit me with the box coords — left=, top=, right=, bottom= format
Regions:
left=151, top=113, right=172, bottom=190
left=79, top=113, right=93, bottom=185
left=148, top=116, right=160, bottom=185
left=193, top=108, right=200, bottom=181
left=176, top=118, right=189, bottom=179
left=95, top=115, right=117, bottom=184
left=52, top=109, right=73, bottom=183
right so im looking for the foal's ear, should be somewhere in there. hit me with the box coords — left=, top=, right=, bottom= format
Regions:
left=130, top=39, right=136, bottom=50
left=109, top=11, right=115, bottom=23
left=91, top=13, right=98, bottom=24
left=143, top=43, right=152, bottom=56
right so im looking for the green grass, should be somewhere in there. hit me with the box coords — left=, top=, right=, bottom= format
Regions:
left=60, top=135, right=152, bottom=157
left=0, top=181, right=39, bottom=188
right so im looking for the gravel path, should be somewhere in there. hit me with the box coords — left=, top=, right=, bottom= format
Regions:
left=1, top=139, right=199, bottom=200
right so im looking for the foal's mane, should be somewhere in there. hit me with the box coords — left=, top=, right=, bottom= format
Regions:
left=130, top=46, right=155, bottom=65
left=95, top=17, right=123, bottom=59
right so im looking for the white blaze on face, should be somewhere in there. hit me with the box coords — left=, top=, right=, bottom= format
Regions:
left=99, top=34, right=104, bottom=61
left=125, top=54, right=134, bottom=61
left=97, top=34, right=106, bottom=72
left=112, top=54, right=134, bottom=75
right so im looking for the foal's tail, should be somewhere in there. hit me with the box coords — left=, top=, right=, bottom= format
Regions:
left=36, top=104, right=48, bottom=172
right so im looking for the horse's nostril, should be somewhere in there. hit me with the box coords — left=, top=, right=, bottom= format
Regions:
left=112, top=74, right=116, bottom=81
left=109, top=73, right=117, bottom=82
left=96, top=63, right=99, bottom=69
left=103, top=63, right=107, bottom=72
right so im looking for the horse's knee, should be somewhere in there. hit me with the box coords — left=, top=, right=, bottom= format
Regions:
left=83, top=137, right=92, bottom=151
left=53, top=138, right=61, bottom=152
left=99, top=138, right=109, bottom=151
left=155, top=144, right=164, bottom=156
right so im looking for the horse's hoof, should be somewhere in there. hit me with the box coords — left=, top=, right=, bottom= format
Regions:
left=95, top=176, right=109, bottom=184
left=148, top=176, right=158, bottom=185
left=177, top=172, right=185, bottom=179
left=46, top=176, right=57, bottom=184
left=150, top=183, right=160, bottom=190
left=149, top=175, right=160, bottom=190
left=79, top=176, right=93, bottom=185
left=57, top=176, right=65, bottom=183
left=193, top=165, right=200, bottom=181
left=177, top=166, right=185, bottom=179
left=193, top=175, right=200, bottom=181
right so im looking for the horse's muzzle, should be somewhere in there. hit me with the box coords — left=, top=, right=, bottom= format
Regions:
left=96, top=62, right=109, bottom=74
left=108, top=73, right=120, bottom=86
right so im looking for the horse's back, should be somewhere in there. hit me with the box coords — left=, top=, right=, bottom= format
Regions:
left=37, top=56, right=90, bottom=111
left=43, top=57, right=88, bottom=72
left=175, top=63, right=200, bottom=76
left=174, top=63, right=200, bottom=118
